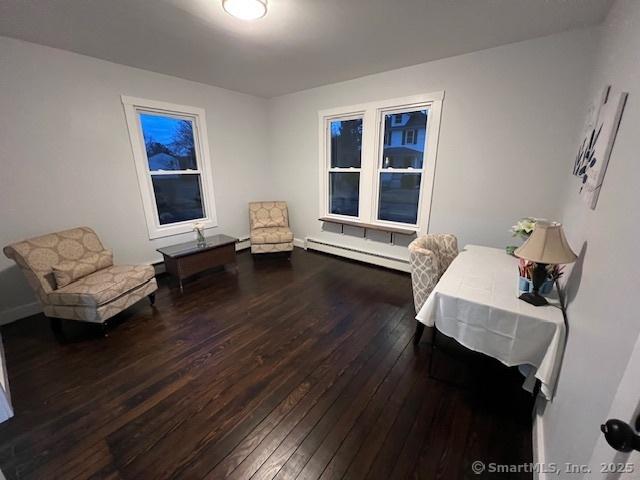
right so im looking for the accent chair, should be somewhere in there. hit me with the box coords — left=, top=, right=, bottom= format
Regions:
left=408, top=233, right=458, bottom=344
left=248, top=201, right=294, bottom=254
left=3, top=227, right=157, bottom=334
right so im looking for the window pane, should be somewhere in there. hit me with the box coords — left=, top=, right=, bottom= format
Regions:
left=378, top=173, right=421, bottom=224
left=151, top=174, right=204, bottom=225
left=381, top=110, right=428, bottom=169
left=140, top=113, right=198, bottom=171
left=330, top=172, right=359, bottom=216
left=330, top=118, right=362, bottom=168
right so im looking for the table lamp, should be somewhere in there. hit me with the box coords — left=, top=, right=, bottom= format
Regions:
left=514, top=221, right=577, bottom=306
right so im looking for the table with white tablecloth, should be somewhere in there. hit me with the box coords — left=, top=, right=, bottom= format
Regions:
left=416, top=245, right=566, bottom=400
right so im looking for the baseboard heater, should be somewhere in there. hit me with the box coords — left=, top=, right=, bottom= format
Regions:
left=304, top=237, right=410, bottom=273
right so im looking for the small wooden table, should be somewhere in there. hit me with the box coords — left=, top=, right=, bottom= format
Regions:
left=157, top=234, right=238, bottom=293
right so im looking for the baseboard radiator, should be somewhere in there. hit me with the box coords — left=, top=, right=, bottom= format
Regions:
left=303, top=237, right=410, bottom=273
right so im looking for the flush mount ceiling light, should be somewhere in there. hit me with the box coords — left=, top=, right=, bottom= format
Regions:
left=222, top=0, right=267, bottom=20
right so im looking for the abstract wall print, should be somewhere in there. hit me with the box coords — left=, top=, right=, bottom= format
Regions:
left=573, top=86, right=628, bottom=209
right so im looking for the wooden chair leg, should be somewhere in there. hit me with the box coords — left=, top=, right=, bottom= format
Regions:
left=50, top=317, right=62, bottom=335
left=413, top=321, right=425, bottom=345
left=48, top=317, right=67, bottom=343
left=428, top=328, right=437, bottom=378
left=99, top=321, right=109, bottom=338
left=148, top=292, right=156, bottom=305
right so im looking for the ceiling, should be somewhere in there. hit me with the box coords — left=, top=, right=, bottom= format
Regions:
left=0, top=0, right=612, bottom=98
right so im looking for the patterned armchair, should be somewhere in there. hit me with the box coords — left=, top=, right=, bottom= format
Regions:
left=408, top=234, right=458, bottom=344
left=248, top=202, right=294, bottom=254
left=3, top=227, right=157, bottom=330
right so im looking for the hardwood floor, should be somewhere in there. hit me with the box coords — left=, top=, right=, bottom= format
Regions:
left=0, top=249, right=533, bottom=479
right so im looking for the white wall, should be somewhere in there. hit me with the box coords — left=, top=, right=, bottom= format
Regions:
left=539, top=0, right=640, bottom=473
left=0, top=36, right=271, bottom=323
left=267, top=29, right=597, bottom=262
left=1, top=4, right=639, bottom=472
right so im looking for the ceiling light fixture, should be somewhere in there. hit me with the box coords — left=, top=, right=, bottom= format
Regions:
left=222, top=0, right=267, bottom=20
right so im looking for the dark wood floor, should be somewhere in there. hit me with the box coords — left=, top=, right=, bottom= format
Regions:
left=0, top=249, right=533, bottom=479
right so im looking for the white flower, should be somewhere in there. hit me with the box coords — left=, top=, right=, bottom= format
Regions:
left=511, top=217, right=538, bottom=238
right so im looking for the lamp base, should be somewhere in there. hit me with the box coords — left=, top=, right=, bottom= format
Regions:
left=519, top=292, right=549, bottom=307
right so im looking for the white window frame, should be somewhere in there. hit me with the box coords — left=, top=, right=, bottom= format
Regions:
left=319, top=110, right=367, bottom=222
left=318, top=92, right=444, bottom=234
left=122, top=96, right=218, bottom=239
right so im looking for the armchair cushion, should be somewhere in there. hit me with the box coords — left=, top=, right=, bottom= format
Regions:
left=250, top=227, right=294, bottom=245
left=48, top=264, right=155, bottom=308
left=52, top=249, right=114, bottom=288
left=251, top=242, right=293, bottom=254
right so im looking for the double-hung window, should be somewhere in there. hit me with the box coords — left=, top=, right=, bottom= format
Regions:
left=377, top=109, right=427, bottom=225
left=328, top=116, right=363, bottom=218
left=122, top=96, right=218, bottom=239
left=319, top=93, right=443, bottom=233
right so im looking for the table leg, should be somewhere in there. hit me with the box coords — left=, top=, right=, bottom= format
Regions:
left=179, top=278, right=184, bottom=294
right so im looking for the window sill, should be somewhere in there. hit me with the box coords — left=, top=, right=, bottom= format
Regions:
left=318, top=217, right=417, bottom=236
left=148, top=219, right=217, bottom=240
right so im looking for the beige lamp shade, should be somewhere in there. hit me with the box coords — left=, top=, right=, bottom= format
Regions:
left=514, top=221, right=577, bottom=264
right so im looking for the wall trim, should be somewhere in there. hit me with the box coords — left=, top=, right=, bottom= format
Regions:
left=304, top=237, right=410, bottom=272
left=0, top=301, right=41, bottom=326
left=293, top=238, right=306, bottom=249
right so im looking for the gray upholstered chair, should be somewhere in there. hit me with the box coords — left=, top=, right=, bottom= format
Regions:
left=3, top=227, right=157, bottom=334
left=408, top=234, right=458, bottom=344
left=248, top=201, right=294, bottom=254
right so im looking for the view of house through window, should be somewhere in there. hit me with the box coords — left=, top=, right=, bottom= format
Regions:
left=122, top=96, right=217, bottom=239
left=139, top=113, right=205, bottom=225
left=378, top=110, right=428, bottom=224
left=320, top=94, right=442, bottom=231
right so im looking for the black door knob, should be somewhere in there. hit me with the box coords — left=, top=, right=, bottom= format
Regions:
left=601, top=419, right=640, bottom=452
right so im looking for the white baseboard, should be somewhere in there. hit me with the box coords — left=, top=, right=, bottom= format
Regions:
left=0, top=301, right=41, bottom=326
left=532, top=397, right=547, bottom=480
left=304, top=237, right=410, bottom=273
left=293, top=238, right=306, bottom=249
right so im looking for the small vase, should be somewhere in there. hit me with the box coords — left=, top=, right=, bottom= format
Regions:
left=195, top=228, right=206, bottom=246
left=518, top=276, right=554, bottom=297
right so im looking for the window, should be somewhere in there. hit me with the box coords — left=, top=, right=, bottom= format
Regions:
left=319, top=93, right=443, bottom=232
left=122, top=96, right=217, bottom=239
left=328, top=117, right=363, bottom=217
left=378, top=110, right=427, bottom=224
left=404, top=128, right=417, bottom=145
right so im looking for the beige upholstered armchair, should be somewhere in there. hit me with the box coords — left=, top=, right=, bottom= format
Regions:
left=249, top=201, right=294, bottom=254
left=3, top=227, right=157, bottom=334
left=408, top=234, right=458, bottom=344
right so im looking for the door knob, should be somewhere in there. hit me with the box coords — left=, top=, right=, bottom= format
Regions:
left=601, top=418, right=640, bottom=452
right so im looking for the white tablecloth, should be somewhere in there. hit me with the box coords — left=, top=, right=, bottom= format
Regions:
left=416, top=245, right=565, bottom=400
